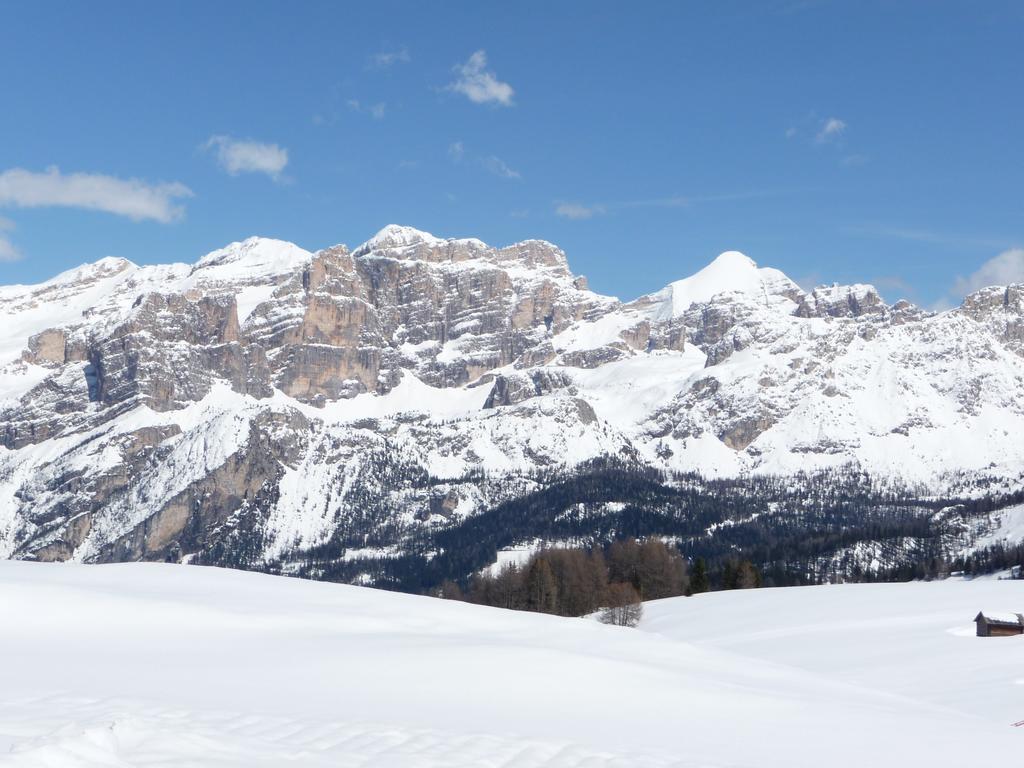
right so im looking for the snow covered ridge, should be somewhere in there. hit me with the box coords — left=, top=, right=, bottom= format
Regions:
left=2, top=225, right=1024, bottom=568
left=0, top=562, right=1021, bottom=767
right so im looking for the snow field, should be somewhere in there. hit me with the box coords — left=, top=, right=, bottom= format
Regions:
left=1, top=563, right=1021, bottom=766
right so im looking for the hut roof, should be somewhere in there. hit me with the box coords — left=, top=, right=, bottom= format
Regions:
left=975, top=611, right=1024, bottom=626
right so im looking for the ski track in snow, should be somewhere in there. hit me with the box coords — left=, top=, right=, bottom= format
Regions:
left=0, top=697, right=715, bottom=768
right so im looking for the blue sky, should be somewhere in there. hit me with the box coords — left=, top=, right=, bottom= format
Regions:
left=1, top=0, right=1021, bottom=308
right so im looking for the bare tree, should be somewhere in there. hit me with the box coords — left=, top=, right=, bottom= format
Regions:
left=735, top=560, right=762, bottom=589
left=494, top=562, right=523, bottom=609
left=524, top=556, right=559, bottom=614
left=436, top=579, right=463, bottom=600
left=599, top=582, right=643, bottom=627
left=608, top=537, right=688, bottom=600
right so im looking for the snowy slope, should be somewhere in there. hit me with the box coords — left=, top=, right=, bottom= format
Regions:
left=641, top=579, right=1024, bottom=726
left=0, top=257, right=139, bottom=366
left=1, top=562, right=1021, bottom=767
left=968, top=503, right=1024, bottom=554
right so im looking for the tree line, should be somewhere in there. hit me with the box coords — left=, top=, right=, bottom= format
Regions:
left=432, top=538, right=768, bottom=625
left=445, top=538, right=687, bottom=622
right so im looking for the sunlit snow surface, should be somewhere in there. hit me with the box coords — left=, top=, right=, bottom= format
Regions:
left=642, top=250, right=797, bottom=320
left=1, top=563, right=1021, bottom=767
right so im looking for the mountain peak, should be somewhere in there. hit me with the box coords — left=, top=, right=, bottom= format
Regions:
left=644, top=250, right=800, bottom=318
left=37, top=256, right=136, bottom=290
left=708, top=250, right=759, bottom=271
left=355, top=224, right=444, bottom=255
left=192, top=237, right=312, bottom=281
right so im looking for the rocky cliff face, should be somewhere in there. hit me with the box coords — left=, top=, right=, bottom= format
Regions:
left=2, top=226, right=1023, bottom=572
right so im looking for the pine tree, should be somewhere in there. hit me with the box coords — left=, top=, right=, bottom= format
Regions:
left=690, top=557, right=709, bottom=594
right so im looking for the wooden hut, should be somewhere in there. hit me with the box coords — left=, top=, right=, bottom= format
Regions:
left=974, top=611, right=1024, bottom=637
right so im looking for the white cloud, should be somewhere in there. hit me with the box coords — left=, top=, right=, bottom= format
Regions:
left=0, top=235, right=18, bottom=262
left=0, top=216, right=19, bottom=262
left=347, top=100, right=387, bottom=120
left=448, top=50, right=514, bottom=106
left=369, top=47, right=410, bottom=68
left=953, top=248, right=1024, bottom=295
left=927, top=296, right=956, bottom=313
left=204, top=135, right=288, bottom=180
left=555, top=202, right=604, bottom=220
left=815, top=117, right=846, bottom=144
left=448, top=141, right=465, bottom=162
left=0, top=167, right=192, bottom=223
left=481, top=156, right=521, bottom=180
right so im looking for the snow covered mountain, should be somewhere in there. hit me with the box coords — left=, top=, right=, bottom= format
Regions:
left=2, top=225, right=1024, bottom=573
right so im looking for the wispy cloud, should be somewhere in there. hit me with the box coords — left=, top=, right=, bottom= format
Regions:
left=369, top=47, right=410, bottom=69
left=555, top=202, right=605, bottom=220
left=0, top=216, right=20, bottom=262
left=623, top=191, right=777, bottom=208
left=787, top=114, right=857, bottom=161
left=815, top=117, right=846, bottom=144
left=204, top=135, right=289, bottom=180
left=0, top=166, right=192, bottom=222
left=953, top=248, right=1024, bottom=295
left=347, top=99, right=387, bottom=120
left=481, top=155, right=521, bottom=180
left=871, top=274, right=914, bottom=294
left=0, top=237, right=17, bottom=263
left=448, top=141, right=520, bottom=180
left=793, top=271, right=823, bottom=293
left=772, top=0, right=834, bottom=14
left=448, top=50, right=514, bottom=106
left=868, top=274, right=917, bottom=303
left=927, top=296, right=957, bottom=313
left=554, top=189, right=783, bottom=220
left=845, top=226, right=1024, bottom=307
left=874, top=247, right=1024, bottom=311
left=843, top=223, right=1013, bottom=251
left=617, top=196, right=689, bottom=209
